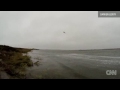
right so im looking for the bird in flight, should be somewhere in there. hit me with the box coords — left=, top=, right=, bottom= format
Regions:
left=63, top=31, right=65, bottom=33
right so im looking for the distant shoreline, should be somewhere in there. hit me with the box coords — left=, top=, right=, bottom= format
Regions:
left=34, top=48, right=120, bottom=51
left=1, top=44, right=120, bottom=51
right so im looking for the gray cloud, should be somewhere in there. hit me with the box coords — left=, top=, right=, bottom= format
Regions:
left=0, top=11, right=120, bottom=50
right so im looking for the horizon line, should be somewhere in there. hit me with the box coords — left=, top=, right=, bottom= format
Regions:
left=1, top=44, right=120, bottom=51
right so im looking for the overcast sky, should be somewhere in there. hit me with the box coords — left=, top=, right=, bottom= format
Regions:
left=0, top=11, right=120, bottom=50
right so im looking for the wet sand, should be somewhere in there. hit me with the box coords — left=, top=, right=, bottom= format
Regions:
left=26, top=49, right=120, bottom=79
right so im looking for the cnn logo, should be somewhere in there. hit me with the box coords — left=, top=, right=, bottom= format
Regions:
left=106, top=70, right=117, bottom=75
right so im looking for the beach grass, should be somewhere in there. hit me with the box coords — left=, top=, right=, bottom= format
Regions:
left=0, top=45, right=33, bottom=78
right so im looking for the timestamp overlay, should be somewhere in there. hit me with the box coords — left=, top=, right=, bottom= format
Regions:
left=98, top=11, right=120, bottom=18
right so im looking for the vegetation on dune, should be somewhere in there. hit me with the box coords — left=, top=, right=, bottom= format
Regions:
left=0, top=45, right=33, bottom=79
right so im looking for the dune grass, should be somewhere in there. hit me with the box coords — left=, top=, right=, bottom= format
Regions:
left=0, top=45, right=33, bottom=79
